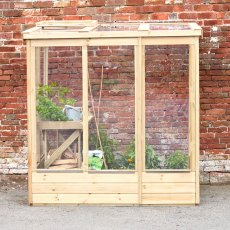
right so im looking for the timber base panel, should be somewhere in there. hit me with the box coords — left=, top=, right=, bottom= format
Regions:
left=30, top=172, right=198, bottom=205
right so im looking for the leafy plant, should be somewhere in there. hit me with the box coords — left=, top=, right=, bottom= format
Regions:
left=37, top=82, right=76, bottom=121
left=88, top=156, right=103, bottom=170
left=116, top=138, right=135, bottom=169
left=165, top=150, right=189, bottom=169
left=37, top=95, right=68, bottom=121
left=116, top=138, right=160, bottom=170
left=145, top=145, right=160, bottom=169
left=89, top=128, right=118, bottom=169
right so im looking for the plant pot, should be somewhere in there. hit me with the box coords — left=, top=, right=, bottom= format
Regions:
left=63, top=105, right=82, bottom=121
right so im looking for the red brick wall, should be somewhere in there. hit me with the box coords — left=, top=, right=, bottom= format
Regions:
left=0, top=0, right=230, bottom=182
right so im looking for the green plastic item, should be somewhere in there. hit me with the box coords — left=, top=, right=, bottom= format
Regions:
left=88, top=156, right=103, bottom=170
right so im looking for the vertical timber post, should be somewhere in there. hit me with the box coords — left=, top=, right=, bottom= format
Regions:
left=135, top=38, right=143, bottom=204
left=82, top=45, right=89, bottom=171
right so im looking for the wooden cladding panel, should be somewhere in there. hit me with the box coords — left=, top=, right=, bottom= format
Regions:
left=33, top=194, right=138, bottom=204
left=142, top=183, right=195, bottom=194
left=142, top=172, right=195, bottom=183
left=33, top=183, right=138, bottom=194
left=32, top=172, right=138, bottom=183
left=142, top=194, right=195, bottom=205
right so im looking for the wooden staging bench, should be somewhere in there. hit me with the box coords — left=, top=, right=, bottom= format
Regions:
left=24, top=20, right=202, bottom=206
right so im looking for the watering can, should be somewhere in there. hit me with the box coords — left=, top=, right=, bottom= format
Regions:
left=63, top=105, right=82, bottom=121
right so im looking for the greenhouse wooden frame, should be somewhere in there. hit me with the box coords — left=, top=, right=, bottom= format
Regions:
left=24, top=20, right=202, bottom=205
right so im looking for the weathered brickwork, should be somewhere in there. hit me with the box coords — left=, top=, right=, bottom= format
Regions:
left=0, top=0, right=230, bottom=183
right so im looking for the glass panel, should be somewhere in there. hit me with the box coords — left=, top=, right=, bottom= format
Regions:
left=88, top=45, right=135, bottom=170
left=96, top=25, right=139, bottom=31
left=36, top=46, right=83, bottom=170
left=150, top=24, right=191, bottom=30
left=145, top=45, right=189, bottom=170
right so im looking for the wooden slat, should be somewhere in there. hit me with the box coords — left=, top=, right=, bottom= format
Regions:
left=135, top=38, right=143, bottom=203
left=189, top=43, right=196, bottom=172
left=27, top=40, right=32, bottom=204
left=38, top=116, right=93, bottom=130
left=31, top=39, right=87, bottom=47
left=141, top=42, right=145, bottom=171
left=33, top=183, right=138, bottom=194
left=82, top=45, right=88, bottom=171
left=33, top=194, right=138, bottom=204
left=44, top=130, right=80, bottom=168
left=51, top=159, right=77, bottom=166
left=142, top=183, right=195, bottom=194
left=142, top=194, right=195, bottom=205
left=23, top=30, right=201, bottom=40
left=30, top=46, right=37, bottom=171
left=32, top=172, right=138, bottom=183
left=87, top=38, right=137, bottom=46
left=142, top=172, right=195, bottom=183
left=142, top=37, right=194, bottom=45
left=48, top=165, right=77, bottom=170
left=38, top=121, right=83, bottom=130
left=194, top=37, right=200, bottom=204
left=36, top=20, right=98, bottom=27
left=35, top=48, right=41, bottom=164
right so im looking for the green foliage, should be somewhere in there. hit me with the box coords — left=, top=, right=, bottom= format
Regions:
left=37, top=95, right=68, bottom=121
left=116, top=138, right=135, bottom=169
left=165, top=150, right=189, bottom=169
left=88, top=156, right=103, bottom=170
left=145, top=145, right=160, bottom=169
left=90, top=128, right=118, bottom=169
left=116, top=138, right=160, bottom=170
left=37, top=83, right=76, bottom=121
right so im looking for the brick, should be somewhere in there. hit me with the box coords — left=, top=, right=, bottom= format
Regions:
left=127, top=0, right=144, bottom=5
left=22, top=9, right=42, bottom=17
left=194, top=5, right=213, bottom=11
left=113, top=14, right=130, bottom=21
left=179, top=12, right=198, bottom=19
left=97, top=7, right=115, bottom=14
left=0, top=76, right=10, bottom=81
left=42, top=8, right=60, bottom=16
left=130, top=14, right=149, bottom=20
left=198, top=12, right=217, bottom=19
left=91, top=0, right=106, bottom=6
left=33, top=1, right=53, bottom=8
left=151, top=13, right=169, bottom=20
left=115, top=6, right=137, bottom=13
left=106, top=0, right=126, bottom=6
left=145, top=0, right=165, bottom=4
left=3, top=10, right=22, bottom=17
left=14, top=2, right=33, bottom=9
left=62, top=7, right=77, bottom=15
left=53, top=0, right=71, bottom=8
left=77, top=7, right=96, bottom=15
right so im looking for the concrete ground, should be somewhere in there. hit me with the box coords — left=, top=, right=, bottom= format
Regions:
left=0, top=180, right=229, bottom=230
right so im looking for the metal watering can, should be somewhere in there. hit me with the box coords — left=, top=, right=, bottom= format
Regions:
left=63, top=105, right=82, bottom=121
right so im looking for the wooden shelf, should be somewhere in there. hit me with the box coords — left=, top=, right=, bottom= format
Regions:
left=38, top=116, right=93, bottom=130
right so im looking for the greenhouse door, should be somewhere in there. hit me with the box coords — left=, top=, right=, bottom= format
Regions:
left=138, top=39, right=200, bottom=205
